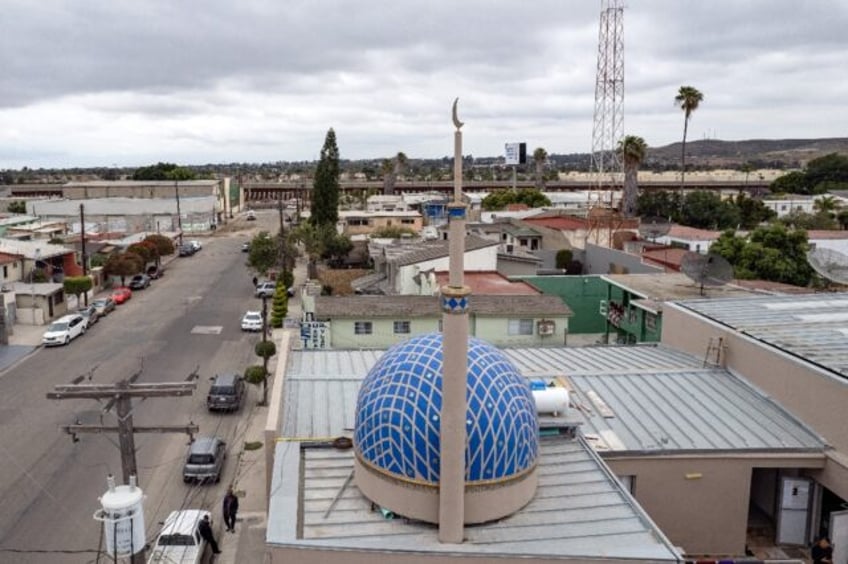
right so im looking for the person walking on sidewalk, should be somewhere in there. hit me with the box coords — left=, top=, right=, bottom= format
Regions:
left=223, top=487, right=239, bottom=533
left=198, top=514, right=221, bottom=555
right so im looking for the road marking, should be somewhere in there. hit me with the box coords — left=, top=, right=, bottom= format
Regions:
left=192, top=326, right=223, bottom=335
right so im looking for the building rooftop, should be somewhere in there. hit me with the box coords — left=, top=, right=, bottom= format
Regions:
left=0, top=239, right=72, bottom=260
left=603, top=273, right=765, bottom=302
left=30, top=196, right=218, bottom=216
left=314, top=294, right=571, bottom=318
left=389, top=235, right=498, bottom=267
left=664, top=225, right=722, bottom=241
left=673, top=293, right=848, bottom=381
left=433, top=271, right=539, bottom=295
left=63, top=180, right=219, bottom=188
left=268, top=346, right=682, bottom=561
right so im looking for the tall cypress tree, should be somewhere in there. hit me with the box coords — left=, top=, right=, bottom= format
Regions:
left=311, top=128, right=340, bottom=227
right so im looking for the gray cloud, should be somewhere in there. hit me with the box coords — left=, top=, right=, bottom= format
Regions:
left=1, top=0, right=846, bottom=168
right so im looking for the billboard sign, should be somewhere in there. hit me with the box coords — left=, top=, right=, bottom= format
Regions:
left=504, top=142, right=527, bottom=165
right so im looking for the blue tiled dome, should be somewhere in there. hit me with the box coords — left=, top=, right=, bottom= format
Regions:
left=354, top=332, right=538, bottom=485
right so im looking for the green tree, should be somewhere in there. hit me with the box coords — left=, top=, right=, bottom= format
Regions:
left=813, top=195, right=840, bottom=218
left=253, top=340, right=277, bottom=405
left=555, top=249, right=573, bottom=269
left=770, top=171, right=809, bottom=194
left=674, top=85, right=704, bottom=188
left=617, top=135, right=647, bottom=218
left=481, top=188, right=551, bottom=211
left=533, top=147, right=548, bottom=191
left=680, top=191, right=740, bottom=230
left=270, top=282, right=288, bottom=329
left=371, top=226, right=417, bottom=239
left=805, top=153, right=848, bottom=193
left=244, top=364, right=270, bottom=406
left=132, top=162, right=196, bottom=181
left=7, top=201, right=25, bottom=214
left=311, top=128, right=340, bottom=227
left=734, top=193, right=776, bottom=229
left=711, top=224, right=812, bottom=286
left=63, top=276, right=93, bottom=305
left=637, top=190, right=682, bottom=220
left=323, top=229, right=353, bottom=264
left=247, top=232, right=279, bottom=276
left=778, top=210, right=837, bottom=230
left=103, top=252, right=143, bottom=286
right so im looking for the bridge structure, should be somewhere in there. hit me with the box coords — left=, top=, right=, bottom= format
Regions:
left=242, top=178, right=771, bottom=205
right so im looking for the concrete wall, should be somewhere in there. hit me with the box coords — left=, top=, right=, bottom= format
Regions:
left=662, top=303, right=848, bottom=508
left=397, top=246, right=498, bottom=295
left=584, top=243, right=662, bottom=276
left=606, top=454, right=825, bottom=556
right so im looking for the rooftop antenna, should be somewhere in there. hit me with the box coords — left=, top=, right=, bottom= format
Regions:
left=807, top=247, right=848, bottom=286
left=680, top=252, right=734, bottom=296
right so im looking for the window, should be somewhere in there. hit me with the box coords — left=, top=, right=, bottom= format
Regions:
left=401, top=219, right=415, bottom=225
left=645, top=313, right=657, bottom=332
left=2, top=266, right=6, bottom=278
left=393, top=320, right=410, bottom=334
left=354, top=321, right=373, bottom=335
left=508, top=319, right=534, bottom=336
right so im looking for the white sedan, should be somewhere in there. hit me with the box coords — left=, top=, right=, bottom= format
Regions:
left=241, top=311, right=263, bottom=332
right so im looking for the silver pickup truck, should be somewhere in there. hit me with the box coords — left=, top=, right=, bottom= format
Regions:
left=147, top=510, right=210, bottom=564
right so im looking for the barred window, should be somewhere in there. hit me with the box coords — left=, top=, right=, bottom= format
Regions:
left=393, top=320, right=411, bottom=334
left=354, top=321, right=373, bottom=335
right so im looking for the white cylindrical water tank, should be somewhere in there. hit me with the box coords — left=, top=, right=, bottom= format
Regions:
left=94, top=475, right=146, bottom=557
left=532, top=388, right=569, bottom=416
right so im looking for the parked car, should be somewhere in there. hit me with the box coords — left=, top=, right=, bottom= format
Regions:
left=147, top=509, right=210, bottom=564
left=182, top=436, right=226, bottom=483
left=188, top=240, right=202, bottom=252
left=241, top=241, right=250, bottom=253
left=42, top=313, right=86, bottom=346
left=254, top=281, right=276, bottom=298
left=178, top=244, right=196, bottom=257
left=240, top=311, right=263, bottom=332
left=245, top=210, right=256, bottom=221
left=207, top=373, right=246, bottom=412
left=92, top=297, right=116, bottom=316
left=146, top=265, right=164, bottom=279
left=129, top=274, right=151, bottom=290
left=77, top=304, right=99, bottom=326
left=112, top=286, right=132, bottom=304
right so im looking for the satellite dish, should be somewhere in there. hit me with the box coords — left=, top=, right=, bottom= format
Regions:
left=638, top=217, right=672, bottom=241
left=680, top=252, right=734, bottom=296
left=807, top=247, right=848, bottom=285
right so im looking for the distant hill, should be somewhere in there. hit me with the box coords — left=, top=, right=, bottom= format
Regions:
left=644, top=138, right=848, bottom=169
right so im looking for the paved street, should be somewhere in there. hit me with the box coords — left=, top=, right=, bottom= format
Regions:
left=0, top=214, right=280, bottom=563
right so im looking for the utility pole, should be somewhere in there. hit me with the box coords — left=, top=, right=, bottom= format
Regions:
left=46, top=368, right=199, bottom=564
left=80, top=203, right=88, bottom=306
left=175, top=179, right=183, bottom=245
left=277, top=197, right=287, bottom=281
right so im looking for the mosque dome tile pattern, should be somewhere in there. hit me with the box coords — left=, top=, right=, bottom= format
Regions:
left=354, top=332, right=539, bottom=485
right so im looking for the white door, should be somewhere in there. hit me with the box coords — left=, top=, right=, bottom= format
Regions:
left=776, top=477, right=811, bottom=545
left=831, top=510, right=848, bottom=564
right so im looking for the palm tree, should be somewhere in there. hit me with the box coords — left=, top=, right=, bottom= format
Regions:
left=533, top=147, right=548, bottom=190
left=381, top=158, right=395, bottom=195
left=617, top=135, right=648, bottom=217
left=674, top=85, right=704, bottom=189
left=814, top=195, right=840, bottom=218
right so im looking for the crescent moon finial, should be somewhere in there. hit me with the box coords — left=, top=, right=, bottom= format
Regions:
left=452, top=97, right=464, bottom=130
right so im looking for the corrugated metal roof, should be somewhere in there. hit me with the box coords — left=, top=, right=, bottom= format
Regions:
left=676, top=294, right=848, bottom=380
left=571, top=369, right=825, bottom=453
left=269, top=438, right=680, bottom=561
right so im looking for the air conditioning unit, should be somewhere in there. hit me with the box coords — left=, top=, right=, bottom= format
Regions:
left=599, top=300, right=608, bottom=316
left=537, top=320, right=556, bottom=336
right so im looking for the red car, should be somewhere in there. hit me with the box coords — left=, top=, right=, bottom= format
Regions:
left=111, top=287, right=133, bottom=304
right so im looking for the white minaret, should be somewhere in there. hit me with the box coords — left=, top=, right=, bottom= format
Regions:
left=438, top=98, right=471, bottom=543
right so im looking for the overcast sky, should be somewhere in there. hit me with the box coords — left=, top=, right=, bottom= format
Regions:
left=2, top=1, right=847, bottom=169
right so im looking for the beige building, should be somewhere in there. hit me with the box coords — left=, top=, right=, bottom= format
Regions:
left=339, top=210, right=424, bottom=237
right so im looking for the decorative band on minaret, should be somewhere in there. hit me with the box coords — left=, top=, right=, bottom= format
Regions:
left=441, top=284, right=470, bottom=314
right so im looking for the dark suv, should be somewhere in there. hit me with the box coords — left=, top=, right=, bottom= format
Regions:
left=207, top=374, right=245, bottom=412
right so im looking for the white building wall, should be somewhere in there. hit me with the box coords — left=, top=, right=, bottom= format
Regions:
left=762, top=198, right=815, bottom=218
left=809, top=238, right=848, bottom=255
left=396, top=246, right=498, bottom=294
left=653, top=235, right=716, bottom=253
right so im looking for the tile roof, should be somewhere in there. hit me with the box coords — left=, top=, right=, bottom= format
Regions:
left=522, top=215, right=588, bottom=231
left=314, top=294, right=572, bottom=318
left=433, top=271, right=540, bottom=294
left=807, top=230, right=848, bottom=240
left=392, top=234, right=498, bottom=267
left=665, top=225, right=722, bottom=240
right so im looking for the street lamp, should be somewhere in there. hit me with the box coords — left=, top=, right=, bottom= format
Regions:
left=31, top=248, right=41, bottom=325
